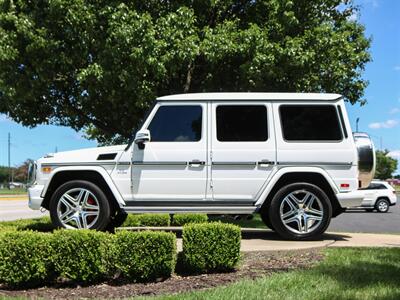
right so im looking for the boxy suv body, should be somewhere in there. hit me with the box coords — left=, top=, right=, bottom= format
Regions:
left=27, top=93, right=375, bottom=240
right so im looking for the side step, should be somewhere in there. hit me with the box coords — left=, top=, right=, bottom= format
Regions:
left=122, top=206, right=258, bottom=214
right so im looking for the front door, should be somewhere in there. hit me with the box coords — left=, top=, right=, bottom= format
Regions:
left=130, top=102, right=207, bottom=203
left=210, top=102, right=276, bottom=204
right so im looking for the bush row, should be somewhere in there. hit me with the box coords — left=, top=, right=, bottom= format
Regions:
left=0, top=230, right=176, bottom=287
left=121, top=213, right=208, bottom=227
left=0, top=213, right=209, bottom=232
left=0, top=222, right=240, bottom=287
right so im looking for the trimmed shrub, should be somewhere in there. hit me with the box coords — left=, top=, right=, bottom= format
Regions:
left=182, top=222, right=241, bottom=273
left=122, top=214, right=170, bottom=227
left=114, top=231, right=176, bottom=281
left=172, top=213, right=208, bottom=226
left=122, top=214, right=141, bottom=227
left=0, top=231, right=54, bottom=287
left=51, top=230, right=112, bottom=283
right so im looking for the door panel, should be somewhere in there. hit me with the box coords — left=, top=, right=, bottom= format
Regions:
left=131, top=102, right=207, bottom=201
left=210, top=102, right=276, bottom=202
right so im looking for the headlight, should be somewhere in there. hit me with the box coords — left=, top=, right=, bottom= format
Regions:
left=27, top=160, right=37, bottom=186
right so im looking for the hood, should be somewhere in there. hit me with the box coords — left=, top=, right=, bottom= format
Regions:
left=38, top=145, right=127, bottom=165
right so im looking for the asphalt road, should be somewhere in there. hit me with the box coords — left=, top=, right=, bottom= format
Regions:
left=0, top=196, right=399, bottom=234
left=0, top=199, right=47, bottom=221
left=328, top=195, right=400, bottom=234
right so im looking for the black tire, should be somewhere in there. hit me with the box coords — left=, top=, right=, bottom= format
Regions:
left=259, top=209, right=275, bottom=231
left=106, top=209, right=128, bottom=232
left=269, top=183, right=332, bottom=241
left=375, top=198, right=390, bottom=213
left=49, top=180, right=111, bottom=230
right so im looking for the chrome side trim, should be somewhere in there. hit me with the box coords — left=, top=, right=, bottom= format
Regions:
left=41, top=162, right=116, bottom=166
left=132, top=161, right=188, bottom=166
left=212, top=162, right=257, bottom=166
left=277, top=161, right=353, bottom=166
left=124, top=200, right=255, bottom=207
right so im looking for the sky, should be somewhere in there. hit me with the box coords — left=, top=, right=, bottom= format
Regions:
left=0, top=0, right=399, bottom=174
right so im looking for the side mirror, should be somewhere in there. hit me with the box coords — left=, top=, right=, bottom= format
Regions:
left=134, top=129, right=151, bottom=149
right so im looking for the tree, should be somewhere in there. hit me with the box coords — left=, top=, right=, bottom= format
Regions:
left=0, top=0, right=371, bottom=144
left=375, top=150, right=398, bottom=180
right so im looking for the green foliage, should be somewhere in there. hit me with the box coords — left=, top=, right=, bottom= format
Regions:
left=172, top=213, right=208, bottom=226
left=0, top=1, right=371, bottom=144
left=122, top=214, right=170, bottom=227
left=375, top=150, right=398, bottom=180
left=114, top=230, right=176, bottom=281
left=0, top=231, right=54, bottom=287
left=51, top=230, right=112, bottom=283
left=182, top=222, right=241, bottom=273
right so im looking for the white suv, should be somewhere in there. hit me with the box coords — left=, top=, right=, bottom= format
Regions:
left=27, top=93, right=375, bottom=240
left=349, top=180, right=397, bottom=212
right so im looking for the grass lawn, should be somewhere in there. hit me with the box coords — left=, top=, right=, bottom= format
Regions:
left=211, top=214, right=266, bottom=229
left=139, top=247, right=400, bottom=300
left=0, top=188, right=27, bottom=195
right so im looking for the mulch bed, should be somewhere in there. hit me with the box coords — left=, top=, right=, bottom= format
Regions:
left=0, top=249, right=324, bottom=299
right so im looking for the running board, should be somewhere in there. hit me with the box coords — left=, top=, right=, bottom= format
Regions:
left=122, top=206, right=258, bottom=214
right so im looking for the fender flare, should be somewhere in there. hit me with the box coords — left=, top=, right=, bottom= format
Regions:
left=255, top=166, right=339, bottom=206
left=40, top=166, right=125, bottom=206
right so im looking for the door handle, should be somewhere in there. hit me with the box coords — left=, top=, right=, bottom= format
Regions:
left=188, top=160, right=205, bottom=167
left=257, top=159, right=271, bottom=167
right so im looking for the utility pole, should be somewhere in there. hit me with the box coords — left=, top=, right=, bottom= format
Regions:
left=8, top=132, right=11, bottom=188
left=356, top=117, right=360, bottom=132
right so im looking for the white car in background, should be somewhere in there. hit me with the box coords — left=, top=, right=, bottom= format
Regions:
left=354, top=180, right=397, bottom=212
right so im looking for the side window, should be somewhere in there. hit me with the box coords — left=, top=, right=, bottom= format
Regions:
left=148, top=105, right=202, bottom=142
left=377, top=184, right=387, bottom=190
left=280, top=105, right=342, bottom=141
left=216, top=105, right=268, bottom=142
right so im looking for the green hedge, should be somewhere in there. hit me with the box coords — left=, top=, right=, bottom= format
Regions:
left=122, top=214, right=170, bottom=227
left=114, top=230, right=176, bottom=281
left=172, top=213, right=208, bottom=226
left=0, top=231, right=54, bottom=287
left=182, top=222, right=241, bottom=273
left=51, top=230, right=112, bottom=283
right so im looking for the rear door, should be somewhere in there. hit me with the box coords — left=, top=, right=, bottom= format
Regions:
left=210, top=102, right=276, bottom=203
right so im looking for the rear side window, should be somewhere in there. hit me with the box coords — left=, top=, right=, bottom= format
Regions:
left=148, top=105, right=202, bottom=142
left=216, top=105, right=268, bottom=142
left=280, top=105, right=342, bottom=141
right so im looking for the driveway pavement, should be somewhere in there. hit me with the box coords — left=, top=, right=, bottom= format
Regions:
left=0, top=198, right=47, bottom=221
left=328, top=195, right=400, bottom=234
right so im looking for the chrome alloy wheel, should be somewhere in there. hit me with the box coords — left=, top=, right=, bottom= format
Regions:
left=57, top=188, right=100, bottom=229
left=279, top=190, right=324, bottom=234
left=377, top=200, right=388, bottom=212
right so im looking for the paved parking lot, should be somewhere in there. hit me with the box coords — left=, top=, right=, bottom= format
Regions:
left=328, top=195, right=399, bottom=234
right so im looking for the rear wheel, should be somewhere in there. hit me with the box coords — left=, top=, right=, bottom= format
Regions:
left=269, top=183, right=332, bottom=240
left=49, top=180, right=110, bottom=230
left=375, top=198, right=390, bottom=213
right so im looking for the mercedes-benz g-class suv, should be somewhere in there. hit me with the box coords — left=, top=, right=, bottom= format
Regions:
left=28, top=93, right=375, bottom=240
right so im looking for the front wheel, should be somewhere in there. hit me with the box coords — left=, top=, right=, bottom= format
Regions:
left=269, top=183, right=332, bottom=240
left=375, top=198, right=390, bottom=213
left=49, top=180, right=111, bottom=230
